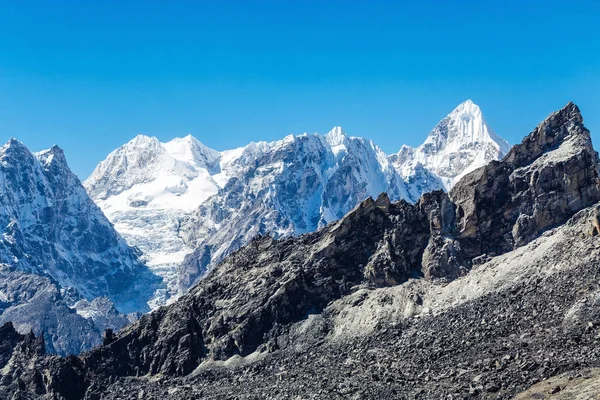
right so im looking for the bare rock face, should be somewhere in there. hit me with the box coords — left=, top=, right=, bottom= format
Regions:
left=418, top=190, right=465, bottom=279
left=451, top=102, right=600, bottom=257
left=0, top=322, right=88, bottom=399
left=0, top=322, right=24, bottom=367
left=363, top=190, right=466, bottom=285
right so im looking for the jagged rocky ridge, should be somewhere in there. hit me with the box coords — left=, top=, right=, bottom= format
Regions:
left=1, top=102, right=598, bottom=398
left=0, top=140, right=161, bottom=355
left=85, top=100, right=509, bottom=305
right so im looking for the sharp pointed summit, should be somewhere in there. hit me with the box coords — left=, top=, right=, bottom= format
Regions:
left=390, top=100, right=511, bottom=196
left=451, top=98, right=479, bottom=114
left=36, top=145, right=68, bottom=169
left=324, top=126, right=348, bottom=146
left=427, top=99, right=510, bottom=155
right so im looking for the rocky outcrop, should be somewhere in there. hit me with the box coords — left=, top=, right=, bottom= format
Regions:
left=0, top=322, right=88, bottom=400
left=451, top=102, right=600, bottom=257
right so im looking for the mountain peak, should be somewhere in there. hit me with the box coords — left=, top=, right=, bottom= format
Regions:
left=6, top=138, right=22, bottom=146
left=450, top=99, right=481, bottom=117
left=128, top=134, right=161, bottom=148
left=556, top=101, right=582, bottom=124
left=163, top=134, right=220, bottom=171
left=1, top=139, right=34, bottom=163
left=36, top=145, right=68, bottom=169
left=166, top=133, right=198, bottom=145
left=164, top=134, right=201, bottom=148
left=503, top=101, right=588, bottom=169
left=327, top=126, right=345, bottom=136
left=324, top=126, right=347, bottom=146
left=390, top=100, right=511, bottom=194
left=2, top=138, right=28, bottom=152
left=424, top=100, right=510, bottom=153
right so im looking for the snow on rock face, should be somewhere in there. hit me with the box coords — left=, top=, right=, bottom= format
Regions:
left=390, top=100, right=511, bottom=192
left=85, top=134, right=221, bottom=205
left=0, top=139, right=158, bottom=354
left=87, top=130, right=410, bottom=303
left=0, top=139, right=152, bottom=305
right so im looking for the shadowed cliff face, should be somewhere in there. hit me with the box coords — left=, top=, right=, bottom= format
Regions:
left=0, top=102, right=599, bottom=399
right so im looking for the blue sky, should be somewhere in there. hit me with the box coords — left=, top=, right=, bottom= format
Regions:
left=1, top=0, right=599, bottom=178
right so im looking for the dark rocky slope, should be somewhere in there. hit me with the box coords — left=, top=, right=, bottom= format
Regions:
left=98, top=206, right=600, bottom=398
left=0, top=102, right=599, bottom=399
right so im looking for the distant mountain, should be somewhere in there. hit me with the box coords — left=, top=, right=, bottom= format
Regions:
left=389, top=99, right=511, bottom=192
left=0, top=139, right=159, bottom=354
left=84, top=100, right=510, bottom=304
left=86, top=129, right=410, bottom=300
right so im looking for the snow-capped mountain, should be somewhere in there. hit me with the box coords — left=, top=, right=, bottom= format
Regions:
left=389, top=99, right=511, bottom=191
left=85, top=100, right=510, bottom=304
left=0, top=139, right=159, bottom=354
left=85, top=134, right=222, bottom=306
left=86, top=129, right=410, bottom=301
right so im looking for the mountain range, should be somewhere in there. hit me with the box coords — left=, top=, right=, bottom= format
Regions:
left=85, top=100, right=510, bottom=306
left=0, top=100, right=508, bottom=356
left=1, top=102, right=600, bottom=399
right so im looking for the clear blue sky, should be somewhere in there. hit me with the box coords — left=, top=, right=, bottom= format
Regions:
left=1, top=0, right=599, bottom=178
